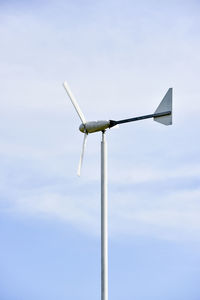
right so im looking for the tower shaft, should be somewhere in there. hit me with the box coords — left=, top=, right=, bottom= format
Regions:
left=101, top=132, right=108, bottom=300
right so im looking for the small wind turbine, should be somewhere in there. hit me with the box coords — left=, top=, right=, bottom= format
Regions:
left=63, top=81, right=172, bottom=300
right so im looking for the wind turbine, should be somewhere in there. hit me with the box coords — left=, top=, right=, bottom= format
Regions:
left=63, top=81, right=172, bottom=300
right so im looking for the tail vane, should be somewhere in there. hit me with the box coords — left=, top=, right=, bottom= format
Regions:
left=154, top=88, right=172, bottom=126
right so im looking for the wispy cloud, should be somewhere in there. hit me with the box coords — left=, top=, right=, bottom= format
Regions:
left=1, top=152, right=200, bottom=241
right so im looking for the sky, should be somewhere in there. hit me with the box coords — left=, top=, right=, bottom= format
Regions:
left=1, top=0, right=200, bottom=299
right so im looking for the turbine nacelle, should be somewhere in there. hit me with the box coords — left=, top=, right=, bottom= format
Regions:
left=79, top=120, right=110, bottom=134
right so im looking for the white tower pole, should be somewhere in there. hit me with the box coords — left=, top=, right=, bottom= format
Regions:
left=101, top=131, right=108, bottom=300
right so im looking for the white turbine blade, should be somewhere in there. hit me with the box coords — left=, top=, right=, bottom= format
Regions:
left=63, top=81, right=86, bottom=124
left=77, top=133, right=88, bottom=176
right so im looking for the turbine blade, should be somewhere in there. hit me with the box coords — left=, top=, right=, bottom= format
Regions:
left=77, top=133, right=88, bottom=176
left=63, top=81, right=86, bottom=124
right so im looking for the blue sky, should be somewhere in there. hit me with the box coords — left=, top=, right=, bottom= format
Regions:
left=1, top=0, right=200, bottom=299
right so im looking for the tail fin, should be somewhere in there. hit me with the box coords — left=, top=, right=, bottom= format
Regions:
left=154, top=88, right=172, bottom=126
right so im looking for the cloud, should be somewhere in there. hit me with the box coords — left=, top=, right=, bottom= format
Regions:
left=2, top=182, right=200, bottom=242
left=109, top=187, right=200, bottom=240
left=1, top=150, right=200, bottom=241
